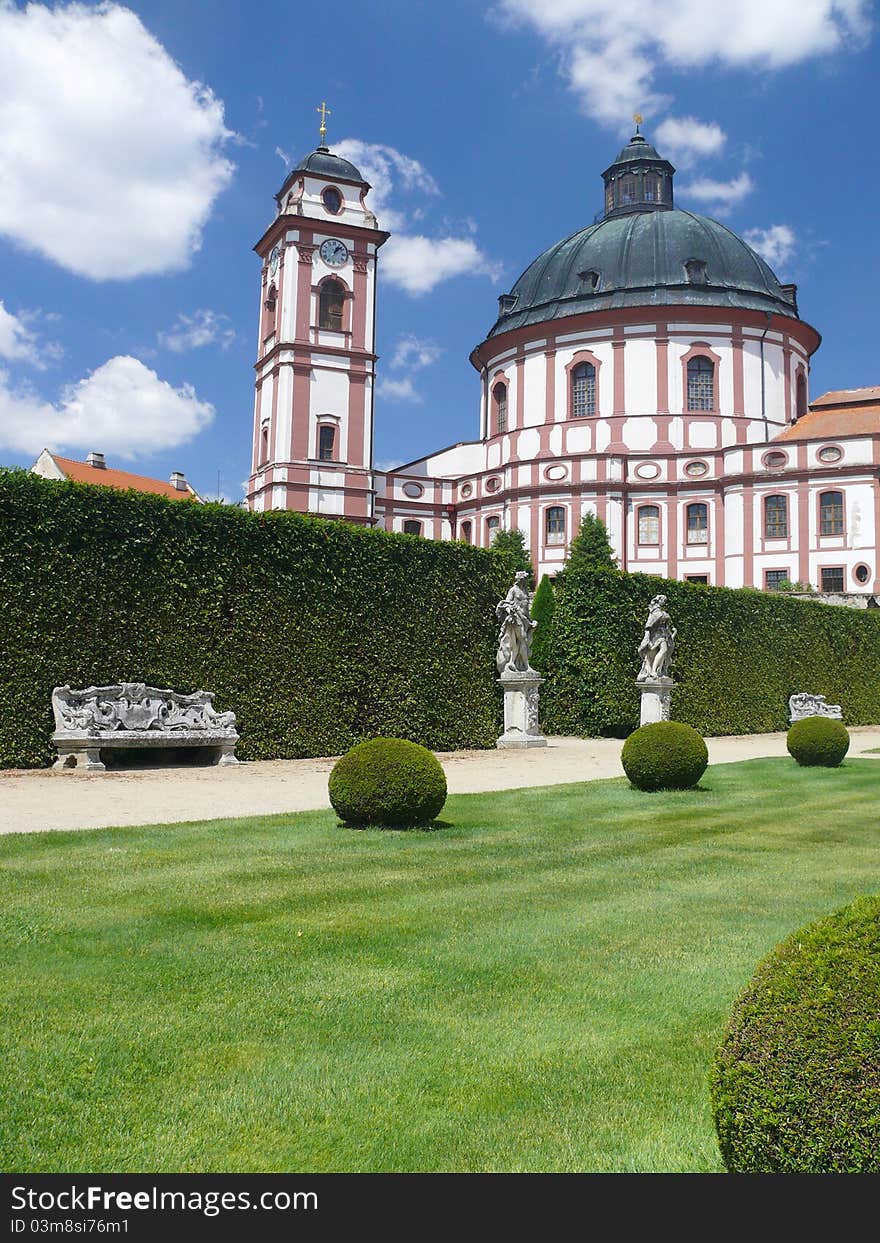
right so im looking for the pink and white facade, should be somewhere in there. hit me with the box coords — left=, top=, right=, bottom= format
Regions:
left=247, top=132, right=879, bottom=595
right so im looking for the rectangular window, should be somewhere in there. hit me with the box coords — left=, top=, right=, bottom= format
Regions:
left=820, top=566, right=844, bottom=593
left=686, top=504, right=709, bottom=544
left=764, top=495, right=788, bottom=539
left=819, top=492, right=844, bottom=536
left=637, top=507, right=660, bottom=545
left=684, top=575, right=708, bottom=584
left=318, top=425, right=335, bottom=461
left=765, top=569, right=790, bottom=591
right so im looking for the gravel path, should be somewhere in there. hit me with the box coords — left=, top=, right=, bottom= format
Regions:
left=2, top=728, right=879, bottom=836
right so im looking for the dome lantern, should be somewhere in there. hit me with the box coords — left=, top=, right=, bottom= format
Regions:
left=602, top=120, right=675, bottom=219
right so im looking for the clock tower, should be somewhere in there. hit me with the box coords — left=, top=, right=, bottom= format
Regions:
left=246, top=109, right=389, bottom=522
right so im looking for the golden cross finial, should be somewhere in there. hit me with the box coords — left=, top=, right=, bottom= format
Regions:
left=633, top=112, right=643, bottom=132
left=317, top=100, right=331, bottom=146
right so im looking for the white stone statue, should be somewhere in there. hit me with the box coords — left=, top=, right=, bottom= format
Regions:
left=496, top=571, right=537, bottom=675
left=637, top=594, right=676, bottom=682
left=788, top=692, right=843, bottom=723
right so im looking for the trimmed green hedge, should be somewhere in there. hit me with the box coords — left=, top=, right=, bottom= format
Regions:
left=0, top=470, right=509, bottom=767
left=710, top=894, right=880, bottom=1172
left=542, top=569, right=880, bottom=737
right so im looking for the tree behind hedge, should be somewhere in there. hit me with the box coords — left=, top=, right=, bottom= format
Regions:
left=529, top=574, right=556, bottom=671
left=565, top=511, right=617, bottom=575
left=490, top=527, right=532, bottom=583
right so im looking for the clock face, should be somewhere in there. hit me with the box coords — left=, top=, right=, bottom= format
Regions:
left=320, top=238, right=348, bottom=267
left=269, top=244, right=281, bottom=276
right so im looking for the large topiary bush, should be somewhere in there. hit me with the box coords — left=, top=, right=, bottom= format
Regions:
left=621, top=721, right=708, bottom=791
left=786, top=716, right=850, bottom=767
left=328, top=737, right=447, bottom=827
left=711, top=894, right=880, bottom=1172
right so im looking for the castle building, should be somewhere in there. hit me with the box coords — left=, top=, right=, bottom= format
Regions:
left=247, top=123, right=879, bottom=595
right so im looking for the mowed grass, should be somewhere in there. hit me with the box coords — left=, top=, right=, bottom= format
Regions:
left=1, top=757, right=878, bottom=1173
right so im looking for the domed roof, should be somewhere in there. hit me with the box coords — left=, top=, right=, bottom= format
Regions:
left=606, top=132, right=666, bottom=167
left=489, top=208, right=800, bottom=337
left=292, top=146, right=365, bottom=184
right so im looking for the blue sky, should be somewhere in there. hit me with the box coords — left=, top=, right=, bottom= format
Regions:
left=0, top=0, right=877, bottom=499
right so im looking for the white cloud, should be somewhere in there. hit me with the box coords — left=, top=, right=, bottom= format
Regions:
left=0, top=356, right=213, bottom=458
left=389, top=335, right=443, bottom=371
left=159, top=309, right=235, bottom=352
left=654, top=116, right=725, bottom=168
left=0, top=302, right=63, bottom=369
left=377, top=376, right=421, bottom=403
left=495, top=1, right=871, bottom=128
left=678, top=172, right=754, bottom=211
left=334, top=138, right=501, bottom=294
left=744, top=224, right=797, bottom=270
left=383, top=236, right=503, bottom=296
left=0, top=3, right=235, bottom=280
left=275, top=146, right=291, bottom=167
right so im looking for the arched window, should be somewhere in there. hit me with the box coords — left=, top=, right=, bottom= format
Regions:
left=572, top=362, right=596, bottom=418
left=318, top=278, right=345, bottom=330
left=764, top=494, right=788, bottom=539
left=493, top=382, right=508, bottom=434
left=637, top=505, right=660, bottom=545
left=403, top=520, right=421, bottom=536
left=687, top=356, right=714, bottom=411
left=486, top=515, right=500, bottom=541
left=322, top=186, right=342, bottom=214
left=318, top=425, right=335, bottom=461
left=259, top=423, right=269, bottom=465
left=546, top=506, right=565, bottom=544
left=819, top=491, right=844, bottom=536
left=796, top=373, right=807, bottom=420
left=460, top=520, right=472, bottom=545
left=686, top=502, right=709, bottom=544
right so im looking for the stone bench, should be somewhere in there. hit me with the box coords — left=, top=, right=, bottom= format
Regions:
left=52, top=683, right=240, bottom=772
left=788, top=692, right=843, bottom=724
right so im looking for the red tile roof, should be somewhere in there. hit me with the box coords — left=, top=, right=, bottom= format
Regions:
left=774, top=388, right=880, bottom=442
left=51, top=455, right=196, bottom=501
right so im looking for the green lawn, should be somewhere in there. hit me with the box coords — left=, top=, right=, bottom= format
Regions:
left=1, top=758, right=878, bottom=1173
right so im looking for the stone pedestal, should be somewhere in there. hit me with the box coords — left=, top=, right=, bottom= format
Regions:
left=636, top=677, right=674, bottom=725
left=497, top=671, right=547, bottom=749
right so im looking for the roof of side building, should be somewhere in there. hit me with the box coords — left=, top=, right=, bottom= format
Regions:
left=774, top=389, right=880, bottom=441
left=50, top=455, right=199, bottom=500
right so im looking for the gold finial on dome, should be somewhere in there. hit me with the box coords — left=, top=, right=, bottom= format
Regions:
left=317, top=100, right=331, bottom=147
left=633, top=112, right=643, bottom=132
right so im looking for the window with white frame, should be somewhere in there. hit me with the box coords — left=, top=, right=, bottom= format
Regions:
left=546, top=506, right=565, bottom=544
left=637, top=505, right=660, bottom=545
left=686, top=502, right=709, bottom=544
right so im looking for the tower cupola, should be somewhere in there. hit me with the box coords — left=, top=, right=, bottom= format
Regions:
left=602, top=119, right=675, bottom=219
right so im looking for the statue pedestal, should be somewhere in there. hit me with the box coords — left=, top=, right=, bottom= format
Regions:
left=497, top=671, right=547, bottom=749
left=636, top=677, right=674, bottom=725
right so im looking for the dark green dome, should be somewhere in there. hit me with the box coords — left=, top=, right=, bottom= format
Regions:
left=292, top=147, right=365, bottom=184
left=490, top=208, right=800, bottom=337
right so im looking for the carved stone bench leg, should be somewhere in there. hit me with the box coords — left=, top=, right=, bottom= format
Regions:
left=216, top=743, right=240, bottom=766
left=77, top=748, right=106, bottom=772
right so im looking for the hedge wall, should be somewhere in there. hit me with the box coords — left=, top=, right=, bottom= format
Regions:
left=0, top=470, right=509, bottom=768
left=541, top=569, right=880, bottom=737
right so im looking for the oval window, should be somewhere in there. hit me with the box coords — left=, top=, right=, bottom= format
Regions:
left=818, top=445, right=842, bottom=463
left=854, top=564, right=870, bottom=584
left=544, top=464, right=568, bottom=481
left=634, top=462, right=660, bottom=480
left=685, top=460, right=709, bottom=477
left=460, top=483, right=473, bottom=499
left=402, top=481, right=423, bottom=499
left=485, top=476, right=502, bottom=492
left=322, top=186, right=343, bottom=213
left=762, top=451, right=788, bottom=469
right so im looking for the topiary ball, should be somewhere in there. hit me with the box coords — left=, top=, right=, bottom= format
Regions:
left=710, top=894, right=880, bottom=1172
left=328, top=737, right=447, bottom=828
left=621, top=721, right=708, bottom=791
left=786, top=716, right=850, bottom=767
